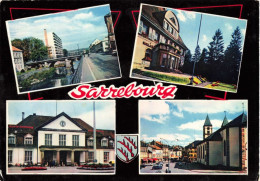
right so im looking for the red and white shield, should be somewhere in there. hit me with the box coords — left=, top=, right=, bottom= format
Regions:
left=116, top=134, right=138, bottom=163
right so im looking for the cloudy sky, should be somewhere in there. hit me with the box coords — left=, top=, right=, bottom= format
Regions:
left=7, top=5, right=110, bottom=50
left=7, top=100, right=115, bottom=130
left=169, top=8, right=247, bottom=54
left=140, top=100, right=247, bottom=147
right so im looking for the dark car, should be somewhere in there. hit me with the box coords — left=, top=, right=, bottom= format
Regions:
left=152, top=164, right=162, bottom=170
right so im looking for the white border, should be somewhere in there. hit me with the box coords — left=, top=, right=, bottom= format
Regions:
left=6, top=100, right=116, bottom=175
left=138, top=99, right=248, bottom=175
left=129, top=3, right=248, bottom=94
left=6, top=4, right=122, bottom=95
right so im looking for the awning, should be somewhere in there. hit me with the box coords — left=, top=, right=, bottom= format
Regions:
left=153, top=158, right=158, bottom=161
left=142, top=158, right=148, bottom=162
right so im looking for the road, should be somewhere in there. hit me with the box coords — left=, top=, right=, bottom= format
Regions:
left=140, top=162, right=193, bottom=174
left=81, top=53, right=121, bottom=82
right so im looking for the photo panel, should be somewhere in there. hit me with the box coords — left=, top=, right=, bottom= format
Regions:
left=6, top=4, right=121, bottom=94
left=6, top=100, right=116, bottom=175
left=139, top=100, right=248, bottom=175
left=130, top=4, right=247, bottom=93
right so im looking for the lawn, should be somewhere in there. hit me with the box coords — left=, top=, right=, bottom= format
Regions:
left=132, top=68, right=191, bottom=85
left=204, top=82, right=237, bottom=92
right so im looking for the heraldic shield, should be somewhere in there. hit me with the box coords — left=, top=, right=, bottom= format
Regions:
left=116, top=135, right=138, bottom=163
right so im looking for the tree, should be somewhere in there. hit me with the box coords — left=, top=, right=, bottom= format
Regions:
left=184, top=49, right=192, bottom=62
left=192, top=45, right=201, bottom=62
left=11, top=38, right=30, bottom=62
left=29, top=38, right=48, bottom=61
left=207, top=29, right=225, bottom=63
left=207, top=29, right=225, bottom=80
left=199, top=48, right=208, bottom=63
left=224, top=26, right=243, bottom=83
left=63, top=49, right=68, bottom=57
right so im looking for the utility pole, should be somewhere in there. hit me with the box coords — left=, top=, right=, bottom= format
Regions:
left=190, top=14, right=203, bottom=85
left=77, top=44, right=80, bottom=55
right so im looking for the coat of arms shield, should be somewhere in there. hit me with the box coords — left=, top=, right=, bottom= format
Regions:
left=116, top=134, right=138, bottom=163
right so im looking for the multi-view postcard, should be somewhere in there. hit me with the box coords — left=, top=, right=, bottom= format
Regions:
left=139, top=100, right=248, bottom=175
left=6, top=4, right=121, bottom=94
left=130, top=4, right=247, bottom=93
left=6, top=100, right=116, bottom=174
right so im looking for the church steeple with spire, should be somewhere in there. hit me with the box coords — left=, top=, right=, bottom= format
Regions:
left=221, top=111, right=229, bottom=127
left=203, top=114, right=212, bottom=139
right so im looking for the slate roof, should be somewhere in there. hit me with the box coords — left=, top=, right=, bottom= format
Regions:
left=141, top=4, right=188, bottom=50
left=185, top=140, right=202, bottom=149
left=221, top=115, right=229, bottom=127
left=204, top=114, right=212, bottom=126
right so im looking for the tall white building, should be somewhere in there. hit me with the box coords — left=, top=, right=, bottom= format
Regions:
left=8, top=112, right=115, bottom=166
left=44, top=29, right=63, bottom=59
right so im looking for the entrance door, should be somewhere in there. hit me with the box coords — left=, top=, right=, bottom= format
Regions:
left=60, top=151, right=67, bottom=166
left=74, top=151, right=80, bottom=166
left=44, top=151, right=54, bottom=165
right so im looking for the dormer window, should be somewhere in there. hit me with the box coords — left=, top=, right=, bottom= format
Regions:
left=24, top=134, right=33, bottom=145
left=109, top=140, right=114, bottom=147
left=88, top=137, right=94, bottom=146
left=8, top=134, right=16, bottom=144
left=101, top=138, right=108, bottom=147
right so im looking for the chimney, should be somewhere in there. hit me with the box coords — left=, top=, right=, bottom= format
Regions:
left=44, top=29, right=49, bottom=46
left=22, top=112, right=24, bottom=120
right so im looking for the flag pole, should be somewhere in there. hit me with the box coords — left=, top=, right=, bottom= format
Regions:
left=190, top=14, right=203, bottom=85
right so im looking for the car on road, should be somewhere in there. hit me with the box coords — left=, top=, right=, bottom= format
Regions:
left=152, top=164, right=162, bottom=170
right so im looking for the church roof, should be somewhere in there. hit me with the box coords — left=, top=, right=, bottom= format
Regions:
left=204, top=114, right=212, bottom=126
left=221, top=115, right=229, bottom=127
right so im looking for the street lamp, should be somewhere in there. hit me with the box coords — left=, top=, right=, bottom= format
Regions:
left=160, top=138, right=170, bottom=173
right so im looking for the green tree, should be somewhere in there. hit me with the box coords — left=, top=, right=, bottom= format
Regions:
left=192, top=45, right=201, bottom=62
left=224, top=26, right=243, bottom=83
left=29, top=38, right=48, bottom=61
left=184, top=49, right=192, bottom=62
left=63, top=49, right=68, bottom=57
left=208, top=29, right=225, bottom=63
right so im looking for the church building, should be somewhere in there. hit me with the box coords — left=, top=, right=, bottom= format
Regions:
left=196, top=112, right=247, bottom=170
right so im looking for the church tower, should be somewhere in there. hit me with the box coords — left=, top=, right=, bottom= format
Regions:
left=203, top=114, right=212, bottom=139
left=221, top=111, right=229, bottom=127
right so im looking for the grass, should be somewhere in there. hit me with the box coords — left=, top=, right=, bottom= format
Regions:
left=204, top=82, right=236, bottom=92
left=132, top=68, right=190, bottom=85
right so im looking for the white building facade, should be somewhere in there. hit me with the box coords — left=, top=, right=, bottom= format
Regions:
left=8, top=112, right=115, bottom=166
left=12, top=46, right=24, bottom=72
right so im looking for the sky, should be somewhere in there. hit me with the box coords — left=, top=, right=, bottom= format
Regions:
left=7, top=5, right=111, bottom=50
left=140, top=100, right=248, bottom=147
left=169, top=8, right=247, bottom=55
left=7, top=100, right=115, bottom=130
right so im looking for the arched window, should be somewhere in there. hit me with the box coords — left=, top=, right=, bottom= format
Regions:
left=143, top=49, right=152, bottom=61
left=101, top=137, right=108, bottom=147
left=87, top=137, right=94, bottom=146
left=224, top=140, right=226, bottom=156
left=8, top=134, right=16, bottom=144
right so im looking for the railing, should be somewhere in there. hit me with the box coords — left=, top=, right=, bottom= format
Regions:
left=71, top=55, right=83, bottom=84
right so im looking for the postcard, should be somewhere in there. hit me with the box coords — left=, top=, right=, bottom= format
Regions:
left=6, top=4, right=121, bottom=94
left=6, top=100, right=116, bottom=175
left=130, top=4, right=247, bottom=93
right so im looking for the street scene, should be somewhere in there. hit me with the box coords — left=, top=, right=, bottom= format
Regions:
left=6, top=5, right=120, bottom=94
left=7, top=100, right=116, bottom=174
left=139, top=100, right=248, bottom=174
left=131, top=4, right=247, bottom=93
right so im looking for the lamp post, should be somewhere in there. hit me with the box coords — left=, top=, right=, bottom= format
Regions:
left=160, top=138, right=170, bottom=173
left=190, top=14, right=203, bottom=85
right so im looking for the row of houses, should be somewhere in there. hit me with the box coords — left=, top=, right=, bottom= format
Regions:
left=140, top=140, right=183, bottom=164
left=184, top=112, right=247, bottom=170
left=8, top=112, right=115, bottom=166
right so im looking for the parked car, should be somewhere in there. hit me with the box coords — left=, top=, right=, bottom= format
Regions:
left=152, top=164, right=162, bottom=170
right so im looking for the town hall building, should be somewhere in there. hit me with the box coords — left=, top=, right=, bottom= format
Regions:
left=8, top=112, right=115, bottom=166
